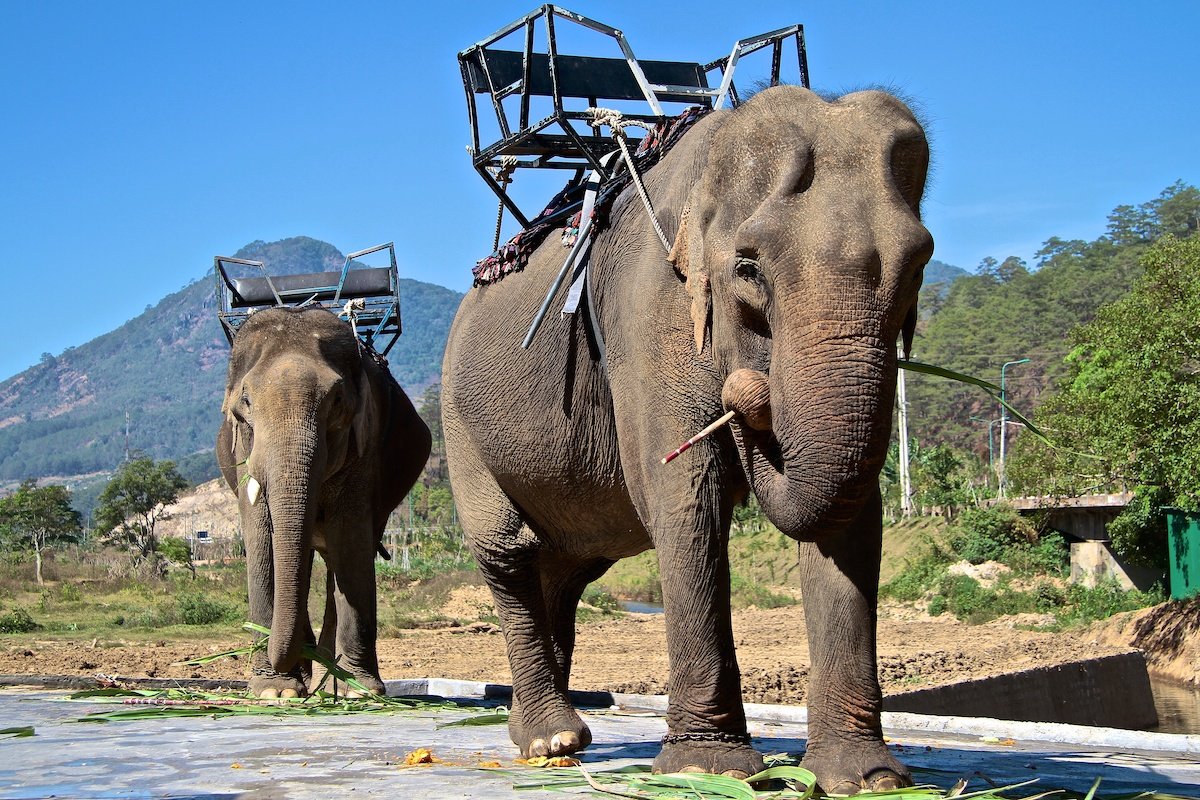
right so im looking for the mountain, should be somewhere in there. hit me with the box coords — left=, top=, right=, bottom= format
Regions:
left=924, top=259, right=968, bottom=288
left=0, top=237, right=463, bottom=485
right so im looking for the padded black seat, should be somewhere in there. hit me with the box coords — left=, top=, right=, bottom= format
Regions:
left=229, top=268, right=393, bottom=308
left=464, top=51, right=709, bottom=104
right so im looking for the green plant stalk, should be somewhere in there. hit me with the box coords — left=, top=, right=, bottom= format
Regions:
left=898, top=360, right=1048, bottom=445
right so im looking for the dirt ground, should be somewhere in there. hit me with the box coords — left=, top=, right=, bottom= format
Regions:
left=6, top=586, right=1187, bottom=704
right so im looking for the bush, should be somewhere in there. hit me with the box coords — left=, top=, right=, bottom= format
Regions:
left=59, top=582, right=82, bottom=602
left=928, top=574, right=1038, bottom=624
left=0, top=606, right=39, bottom=633
left=949, top=505, right=1037, bottom=565
left=176, top=592, right=233, bottom=626
left=881, top=551, right=949, bottom=602
left=1107, top=486, right=1169, bottom=569
left=1003, top=532, right=1070, bottom=576
left=1059, top=579, right=1166, bottom=626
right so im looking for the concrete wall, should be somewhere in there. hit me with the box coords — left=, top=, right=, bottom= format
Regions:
left=883, top=651, right=1158, bottom=730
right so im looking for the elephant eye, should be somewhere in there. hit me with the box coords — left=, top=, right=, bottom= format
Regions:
left=734, top=257, right=762, bottom=282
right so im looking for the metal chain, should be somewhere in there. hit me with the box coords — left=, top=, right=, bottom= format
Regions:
left=661, top=731, right=753, bottom=746
left=586, top=107, right=671, bottom=252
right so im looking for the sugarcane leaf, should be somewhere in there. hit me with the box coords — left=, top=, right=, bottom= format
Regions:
left=743, top=765, right=817, bottom=798
left=437, top=709, right=511, bottom=729
left=0, top=726, right=34, bottom=738
left=899, top=359, right=1051, bottom=446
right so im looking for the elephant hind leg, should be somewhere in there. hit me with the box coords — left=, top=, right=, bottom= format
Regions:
left=542, top=557, right=616, bottom=685
left=472, top=524, right=593, bottom=759
left=454, top=477, right=590, bottom=756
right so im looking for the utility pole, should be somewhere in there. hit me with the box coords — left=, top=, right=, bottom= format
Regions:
left=969, top=415, right=997, bottom=488
left=896, top=346, right=914, bottom=516
left=124, top=411, right=131, bottom=462
left=997, top=358, right=1030, bottom=498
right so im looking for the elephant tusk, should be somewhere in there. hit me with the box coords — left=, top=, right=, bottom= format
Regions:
left=246, top=476, right=262, bottom=506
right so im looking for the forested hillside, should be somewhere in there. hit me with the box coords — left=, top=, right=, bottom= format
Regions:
left=904, top=181, right=1199, bottom=464
left=0, top=237, right=462, bottom=483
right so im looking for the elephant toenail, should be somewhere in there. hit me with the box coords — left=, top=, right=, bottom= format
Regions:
left=680, top=765, right=707, bottom=774
left=528, top=739, right=549, bottom=758
left=280, top=689, right=298, bottom=699
left=550, top=732, right=579, bottom=753
left=259, top=688, right=279, bottom=699
left=721, top=769, right=750, bottom=779
left=871, top=775, right=905, bottom=791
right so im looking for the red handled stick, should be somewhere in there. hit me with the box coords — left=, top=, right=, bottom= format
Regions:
left=660, top=410, right=736, bottom=465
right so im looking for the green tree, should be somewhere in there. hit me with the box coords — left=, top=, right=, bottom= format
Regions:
left=95, top=457, right=188, bottom=574
left=1011, top=236, right=1200, bottom=566
left=912, top=444, right=968, bottom=518
left=0, top=480, right=82, bottom=585
left=159, top=535, right=196, bottom=579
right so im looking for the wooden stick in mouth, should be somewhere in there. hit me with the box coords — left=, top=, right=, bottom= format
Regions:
left=660, top=410, right=737, bottom=465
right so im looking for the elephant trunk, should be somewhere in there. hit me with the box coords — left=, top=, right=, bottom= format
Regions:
left=734, top=336, right=896, bottom=541
left=259, top=426, right=321, bottom=674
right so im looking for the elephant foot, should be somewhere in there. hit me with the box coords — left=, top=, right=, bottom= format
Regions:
left=801, top=739, right=910, bottom=795
left=509, top=701, right=592, bottom=758
left=653, top=734, right=765, bottom=779
left=338, top=670, right=385, bottom=698
left=249, top=671, right=308, bottom=699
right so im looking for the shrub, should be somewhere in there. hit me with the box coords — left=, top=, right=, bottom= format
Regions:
left=1003, top=532, right=1070, bottom=576
left=1107, top=486, right=1169, bottom=569
left=928, top=574, right=1039, bottom=624
left=176, top=592, right=233, bottom=626
left=0, top=606, right=39, bottom=633
left=949, top=505, right=1037, bottom=565
left=59, top=582, right=82, bottom=602
left=1059, top=580, right=1166, bottom=626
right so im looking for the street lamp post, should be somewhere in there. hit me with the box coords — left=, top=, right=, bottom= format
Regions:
left=997, top=358, right=1030, bottom=498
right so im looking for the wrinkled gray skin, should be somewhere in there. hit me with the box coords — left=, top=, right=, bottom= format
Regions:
left=217, top=307, right=430, bottom=698
left=442, top=86, right=932, bottom=791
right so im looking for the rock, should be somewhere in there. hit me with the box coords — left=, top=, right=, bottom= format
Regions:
left=948, top=560, right=1011, bottom=586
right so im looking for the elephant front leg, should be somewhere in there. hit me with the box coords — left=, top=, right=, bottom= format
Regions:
left=244, top=515, right=309, bottom=698
left=652, top=525, right=763, bottom=778
left=325, top=527, right=385, bottom=697
left=797, top=491, right=909, bottom=794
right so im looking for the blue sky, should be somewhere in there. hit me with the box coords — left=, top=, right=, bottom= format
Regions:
left=1, top=1, right=1196, bottom=381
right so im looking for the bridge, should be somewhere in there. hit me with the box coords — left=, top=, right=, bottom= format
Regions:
left=1007, top=492, right=1164, bottom=590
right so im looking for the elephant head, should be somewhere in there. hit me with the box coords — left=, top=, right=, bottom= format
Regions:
left=670, top=87, right=933, bottom=540
left=218, top=307, right=378, bottom=674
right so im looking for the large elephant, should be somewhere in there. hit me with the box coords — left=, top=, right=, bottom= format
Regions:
left=442, top=86, right=933, bottom=791
left=217, top=306, right=431, bottom=697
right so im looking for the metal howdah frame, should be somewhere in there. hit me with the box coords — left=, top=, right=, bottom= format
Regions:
left=459, top=4, right=809, bottom=228
left=214, top=242, right=403, bottom=356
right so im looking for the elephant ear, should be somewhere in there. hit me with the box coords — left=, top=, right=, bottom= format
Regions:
left=353, top=366, right=377, bottom=459
left=667, top=201, right=711, bottom=354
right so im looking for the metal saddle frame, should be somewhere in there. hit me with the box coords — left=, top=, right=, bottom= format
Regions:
left=214, top=242, right=403, bottom=356
left=460, top=4, right=810, bottom=229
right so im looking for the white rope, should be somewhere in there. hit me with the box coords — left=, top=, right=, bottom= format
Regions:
left=340, top=298, right=366, bottom=341
left=490, top=155, right=518, bottom=252
left=586, top=107, right=671, bottom=252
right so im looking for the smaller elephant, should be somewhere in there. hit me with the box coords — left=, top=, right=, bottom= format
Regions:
left=217, top=306, right=431, bottom=697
